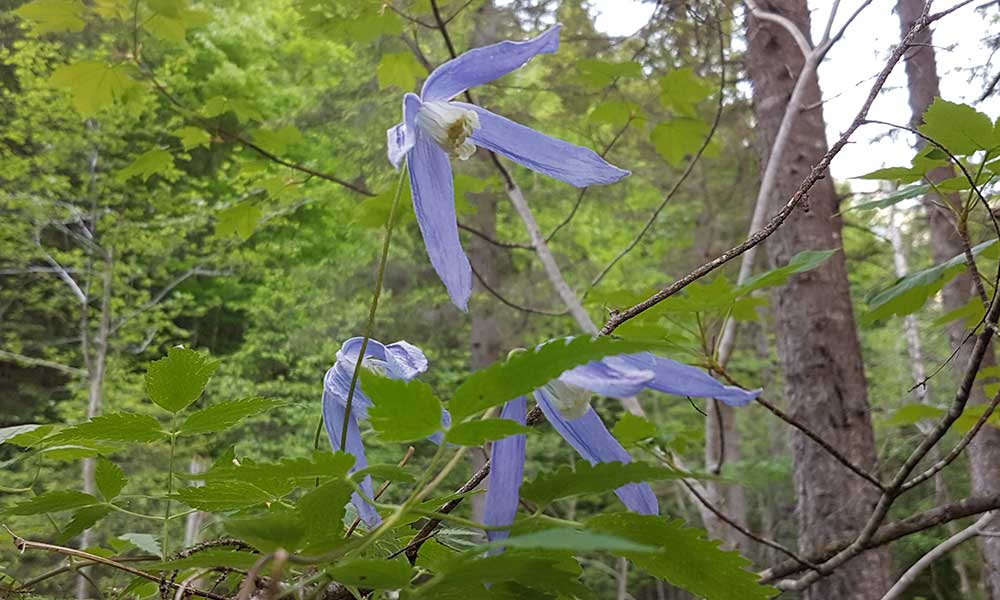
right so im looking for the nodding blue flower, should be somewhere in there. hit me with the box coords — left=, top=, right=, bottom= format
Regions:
left=483, top=352, right=760, bottom=542
left=322, top=337, right=449, bottom=528
left=386, top=25, right=629, bottom=311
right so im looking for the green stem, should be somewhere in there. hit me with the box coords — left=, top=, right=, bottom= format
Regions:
left=106, top=503, right=165, bottom=521
left=338, top=165, right=408, bottom=452
left=161, top=425, right=177, bottom=560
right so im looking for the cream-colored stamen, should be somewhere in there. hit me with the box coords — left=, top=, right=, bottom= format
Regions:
left=415, top=101, right=481, bottom=160
left=542, top=379, right=593, bottom=420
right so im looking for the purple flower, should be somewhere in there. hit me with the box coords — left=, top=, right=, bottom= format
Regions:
left=483, top=352, right=760, bottom=542
left=322, top=337, right=448, bottom=527
left=386, top=25, right=629, bottom=310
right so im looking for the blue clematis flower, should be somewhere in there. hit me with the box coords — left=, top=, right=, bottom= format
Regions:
left=483, top=352, right=760, bottom=542
left=386, top=25, right=629, bottom=311
left=322, top=337, right=448, bottom=527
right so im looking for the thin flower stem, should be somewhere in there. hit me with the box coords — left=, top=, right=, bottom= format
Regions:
left=162, top=425, right=177, bottom=560
left=338, top=165, right=409, bottom=452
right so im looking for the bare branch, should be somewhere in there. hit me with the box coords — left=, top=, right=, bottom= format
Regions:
left=0, top=349, right=85, bottom=376
left=744, top=0, right=813, bottom=57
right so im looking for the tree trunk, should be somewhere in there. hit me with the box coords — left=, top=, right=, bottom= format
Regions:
left=745, top=2, right=891, bottom=598
left=896, top=0, right=1000, bottom=594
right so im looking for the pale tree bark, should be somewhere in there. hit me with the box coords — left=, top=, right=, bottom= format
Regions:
left=746, top=2, right=891, bottom=598
left=896, top=0, right=1000, bottom=594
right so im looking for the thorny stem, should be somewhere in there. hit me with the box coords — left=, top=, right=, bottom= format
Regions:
left=338, top=166, right=408, bottom=453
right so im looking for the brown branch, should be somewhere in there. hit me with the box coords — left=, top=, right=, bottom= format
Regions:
left=760, top=493, right=1000, bottom=582
left=471, top=264, right=568, bottom=317
left=457, top=223, right=532, bottom=250
left=3, top=527, right=228, bottom=600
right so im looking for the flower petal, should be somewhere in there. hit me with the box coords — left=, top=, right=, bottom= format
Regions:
left=535, top=390, right=658, bottom=515
left=386, top=93, right=421, bottom=168
left=384, top=339, right=429, bottom=380
left=421, top=26, right=560, bottom=102
left=427, top=408, right=452, bottom=446
left=483, top=397, right=528, bottom=543
left=456, top=103, right=629, bottom=187
left=409, top=127, right=472, bottom=310
left=559, top=360, right=654, bottom=398
left=322, top=389, right=380, bottom=527
left=606, top=353, right=761, bottom=406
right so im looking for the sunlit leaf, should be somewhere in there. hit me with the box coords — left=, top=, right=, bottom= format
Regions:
left=14, top=0, right=85, bottom=33
left=145, top=347, right=220, bottom=413
left=377, top=51, right=426, bottom=90
left=49, top=61, right=140, bottom=117
left=95, top=456, right=127, bottom=500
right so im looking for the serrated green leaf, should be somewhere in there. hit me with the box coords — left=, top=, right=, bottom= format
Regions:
left=183, top=452, right=354, bottom=498
left=738, top=249, right=836, bottom=295
left=587, top=514, right=774, bottom=600
left=658, top=68, right=714, bottom=116
left=845, top=184, right=930, bottom=212
left=361, top=370, right=442, bottom=442
left=55, top=412, right=165, bottom=443
left=8, top=490, right=101, bottom=515
left=575, top=59, right=642, bottom=89
left=297, top=479, right=352, bottom=550
left=95, top=457, right=127, bottom=500
left=650, top=118, right=710, bottom=167
left=149, top=549, right=260, bottom=570
left=446, top=419, right=531, bottom=446
left=59, top=506, right=112, bottom=544
left=450, top=336, right=670, bottom=420
left=0, top=424, right=45, bottom=445
left=226, top=510, right=305, bottom=552
left=118, top=533, right=161, bottom=556
left=864, top=239, right=998, bottom=323
left=919, top=98, right=997, bottom=155
left=4, top=424, right=55, bottom=447
left=14, top=0, right=85, bottom=33
left=612, top=413, right=657, bottom=445
left=49, top=61, right=140, bottom=117
left=172, top=126, right=211, bottom=150
left=145, top=347, right=219, bottom=413
left=327, top=557, right=414, bottom=590
left=173, top=481, right=274, bottom=511
left=215, top=203, right=262, bottom=240
left=252, top=126, right=303, bottom=155
left=521, top=461, right=683, bottom=508
left=376, top=51, right=425, bottom=90
left=484, top=528, right=655, bottom=553
left=178, top=398, right=281, bottom=435
left=352, top=463, right=415, bottom=483
left=884, top=404, right=944, bottom=427
left=201, top=96, right=262, bottom=121
left=117, top=148, right=174, bottom=182
left=589, top=99, right=641, bottom=129
left=412, top=550, right=591, bottom=599
left=854, top=165, right=925, bottom=183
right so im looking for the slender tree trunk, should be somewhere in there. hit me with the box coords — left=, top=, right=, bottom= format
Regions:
left=896, top=0, right=1000, bottom=594
left=745, top=2, right=891, bottom=598
left=76, top=250, right=112, bottom=600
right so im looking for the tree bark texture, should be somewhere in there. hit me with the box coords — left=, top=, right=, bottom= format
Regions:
left=897, top=0, right=1000, bottom=594
left=746, top=2, right=891, bottom=597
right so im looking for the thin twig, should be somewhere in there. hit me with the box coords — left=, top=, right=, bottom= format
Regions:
left=471, top=264, right=568, bottom=317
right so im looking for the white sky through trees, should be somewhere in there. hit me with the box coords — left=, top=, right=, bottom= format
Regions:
left=591, top=0, right=998, bottom=190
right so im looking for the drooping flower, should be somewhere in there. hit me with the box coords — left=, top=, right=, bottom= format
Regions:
left=386, top=25, right=629, bottom=311
left=483, top=352, right=760, bottom=541
left=322, top=337, right=448, bottom=527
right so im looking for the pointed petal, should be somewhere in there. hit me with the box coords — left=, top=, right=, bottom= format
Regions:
left=559, top=360, right=654, bottom=398
left=606, top=353, right=761, bottom=406
left=384, top=340, right=429, bottom=380
left=535, top=390, right=658, bottom=515
left=421, top=26, right=560, bottom=102
left=322, top=390, right=380, bottom=527
left=386, top=94, right=422, bottom=168
left=456, top=103, right=629, bottom=187
left=409, top=128, right=472, bottom=310
left=483, top=397, right=528, bottom=543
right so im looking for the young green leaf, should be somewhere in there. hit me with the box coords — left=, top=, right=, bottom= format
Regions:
left=376, top=51, right=426, bottom=90
left=145, top=347, right=220, bottom=413
left=0, top=424, right=46, bottom=446
left=14, top=0, right=85, bottom=33
left=586, top=514, right=774, bottom=600
left=178, top=398, right=281, bottom=435
left=173, top=482, right=274, bottom=511
left=118, top=533, right=161, bottom=556
left=520, top=461, right=684, bottom=508
left=650, top=118, right=710, bottom=167
left=55, top=412, right=166, bottom=443
left=575, top=58, right=642, bottom=89
left=844, top=184, right=930, bottom=212
left=362, top=370, right=443, bottom=442
left=117, top=148, right=174, bottom=182
left=883, top=404, right=944, bottom=427
left=8, top=490, right=101, bottom=515
left=172, top=126, right=211, bottom=150
left=95, top=457, right=127, bottom=500
left=59, top=506, right=112, bottom=544
left=49, top=61, right=140, bottom=117
left=226, top=510, right=306, bottom=552
left=658, top=68, right=714, bottom=116
left=449, top=336, right=669, bottom=420
left=612, top=413, right=658, bottom=446
left=737, top=249, right=836, bottom=295
left=215, top=204, right=262, bottom=240
left=326, top=558, right=415, bottom=590
left=445, top=419, right=531, bottom=446
left=919, top=98, right=998, bottom=155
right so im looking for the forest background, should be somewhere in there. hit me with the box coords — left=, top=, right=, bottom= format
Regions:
left=3, top=0, right=1000, bottom=599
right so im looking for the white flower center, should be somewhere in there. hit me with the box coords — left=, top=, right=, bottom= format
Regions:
left=415, top=101, right=480, bottom=160
left=362, top=356, right=388, bottom=377
left=543, top=379, right=593, bottom=420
